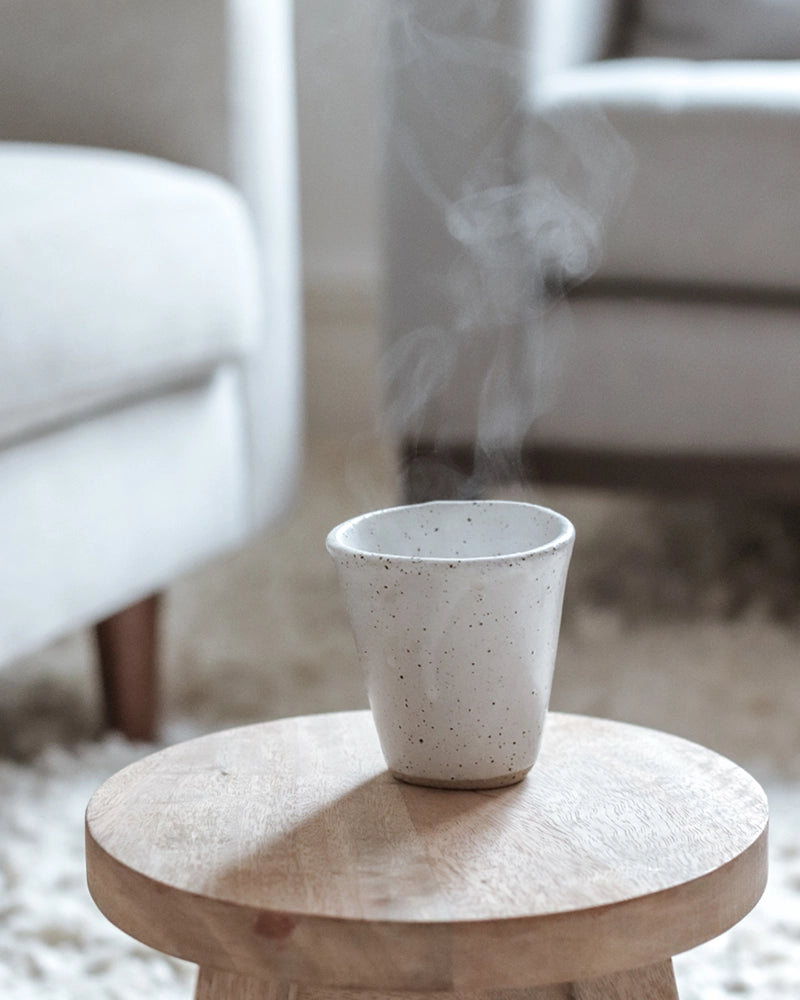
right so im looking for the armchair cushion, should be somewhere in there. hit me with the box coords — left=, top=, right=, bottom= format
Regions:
left=0, top=142, right=262, bottom=446
left=537, top=59, right=800, bottom=294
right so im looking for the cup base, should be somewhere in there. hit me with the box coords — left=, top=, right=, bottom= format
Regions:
left=390, top=767, right=531, bottom=790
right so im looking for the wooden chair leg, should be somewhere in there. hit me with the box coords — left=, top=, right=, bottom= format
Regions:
left=95, top=594, right=161, bottom=742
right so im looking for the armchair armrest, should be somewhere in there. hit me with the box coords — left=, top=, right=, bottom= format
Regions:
left=0, top=0, right=301, bottom=524
left=536, top=57, right=800, bottom=293
left=532, top=0, right=624, bottom=82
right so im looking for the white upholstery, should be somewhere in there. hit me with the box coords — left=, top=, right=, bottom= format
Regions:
left=0, top=0, right=301, bottom=666
left=1, top=370, right=250, bottom=661
left=531, top=297, right=800, bottom=452
left=530, top=0, right=621, bottom=80
left=0, top=144, right=261, bottom=445
left=383, top=0, right=800, bottom=473
left=538, top=59, right=800, bottom=293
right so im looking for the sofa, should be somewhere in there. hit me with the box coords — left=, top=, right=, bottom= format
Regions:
left=0, top=0, right=301, bottom=740
left=382, top=0, right=800, bottom=502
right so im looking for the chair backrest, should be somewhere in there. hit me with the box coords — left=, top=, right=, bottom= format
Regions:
left=0, top=1, right=229, bottom=173
left=624, top=0, right=800, bottom=61
left=0, top=0, right=298, bottom=213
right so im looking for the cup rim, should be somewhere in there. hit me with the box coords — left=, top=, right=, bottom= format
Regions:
left=326, top=499, right=575, bottom=564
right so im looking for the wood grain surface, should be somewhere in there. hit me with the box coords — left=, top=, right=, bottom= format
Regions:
left=195, top=961, right=679, bottom=1000
left=86, top=711, right=767, bottom=991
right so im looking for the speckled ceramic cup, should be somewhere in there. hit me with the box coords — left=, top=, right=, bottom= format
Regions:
left=326, top=500, right=575, bottom=789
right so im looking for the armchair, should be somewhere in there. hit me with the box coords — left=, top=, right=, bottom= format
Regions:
left=0, top=0, right=301, bottom=740
left=383, top=0, right=800, bottom=502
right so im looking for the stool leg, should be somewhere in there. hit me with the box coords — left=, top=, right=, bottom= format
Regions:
left=195, top=970, right=288, bottom=1000
left=195, top=972, right=573, bottom=1000
left=193, top=968, right=679, bottom=1000
left=570, top=959, right=679, bottom=999
left=95, top=593, right=160, bottom=742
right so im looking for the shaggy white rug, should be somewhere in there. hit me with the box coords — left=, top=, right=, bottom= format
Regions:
left=2, top=435, right=799, bottom=999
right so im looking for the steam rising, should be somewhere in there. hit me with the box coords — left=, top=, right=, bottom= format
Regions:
left=381, top=1, right=633, bottom=493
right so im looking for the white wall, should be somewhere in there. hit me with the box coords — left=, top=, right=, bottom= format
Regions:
left=295, top=0, right=382, bottom=300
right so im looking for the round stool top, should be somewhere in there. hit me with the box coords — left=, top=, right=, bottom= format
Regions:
left=86, top=711, right=768, bottom=990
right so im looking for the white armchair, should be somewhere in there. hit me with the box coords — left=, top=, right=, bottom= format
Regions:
left=0, top=0, right=301, bottom=740
left=383, top=0, right=800, bottom=501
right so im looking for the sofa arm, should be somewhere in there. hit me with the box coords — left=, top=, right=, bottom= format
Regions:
left=536, top=58, right=800, bottom=294
left=531, top=0, right=625, bottom=82
left=0, top=0, right=302, bottom=525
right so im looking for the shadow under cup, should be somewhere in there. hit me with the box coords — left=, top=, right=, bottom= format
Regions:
left=327, top=500, right=575, bottom=789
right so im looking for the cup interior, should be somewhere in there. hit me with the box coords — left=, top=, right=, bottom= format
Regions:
left=328, top=500, right=574, bottom=561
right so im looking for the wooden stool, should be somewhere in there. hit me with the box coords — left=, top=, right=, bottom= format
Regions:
left=86, top=711, right=768, bottom=999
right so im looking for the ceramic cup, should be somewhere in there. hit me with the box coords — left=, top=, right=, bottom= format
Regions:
left=326, top=500, right=575, bottom=789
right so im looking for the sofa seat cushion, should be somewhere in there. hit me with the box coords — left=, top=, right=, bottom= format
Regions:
left=534, top=59, right=800, bottom=294
left=0, top=142, right=262, bottom=445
